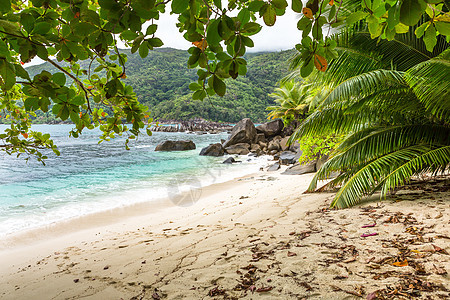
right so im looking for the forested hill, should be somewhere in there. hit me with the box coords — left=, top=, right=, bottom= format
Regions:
left=26, top=48, right=294, bottom=123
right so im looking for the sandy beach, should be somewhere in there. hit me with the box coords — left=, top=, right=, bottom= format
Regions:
left=0, top=168, right=448, bottom=299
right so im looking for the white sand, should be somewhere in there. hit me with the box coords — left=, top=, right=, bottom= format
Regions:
left=0, top=169, right=448, bottom=299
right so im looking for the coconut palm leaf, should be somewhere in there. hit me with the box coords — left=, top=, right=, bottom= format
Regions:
left=379, top=145, right=450, bottom=196
left=405, top=50, right=450, bottom=121
left=319, top=69, right=406, bottom=108
left=285, top=4, right=449, bottom=209
left=330, top=144, right=434, bottom=208
left=307, top=124, right=450, bottom=192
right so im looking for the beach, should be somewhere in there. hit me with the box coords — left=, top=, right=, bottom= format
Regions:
left=0, top=168, right=448, bottom=299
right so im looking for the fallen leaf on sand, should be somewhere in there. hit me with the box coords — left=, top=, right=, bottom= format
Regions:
left=362, top=223, right=376, bottom=228
left=256, top=286, right=273, bottom=292
left=208, top=286, right=226, bottom=296
left=343, top=256, right=357, bottom=263
left=152, top=292, right=161, bottom=300
left=432, top=244, right=449, bottom=254
left=392, top=259, right=408, bottom=267
left=366, top=291, right=378, bottom=300
left=433, top=264, right=447, bottom=275
left=361, top=233, right=378, bottom=238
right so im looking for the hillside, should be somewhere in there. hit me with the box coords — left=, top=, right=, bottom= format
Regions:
left=25, top=48, right=294, bottom=123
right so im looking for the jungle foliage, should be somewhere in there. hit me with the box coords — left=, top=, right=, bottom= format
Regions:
left=288, top=21, right=450, bottom=208
left=20, top=48, right=292, bottom=123
left=0, top=0, right=449, bottom=166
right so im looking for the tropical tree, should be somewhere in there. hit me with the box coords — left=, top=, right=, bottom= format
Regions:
left=0, top=0, right=449, bottom=163
left=290, top=22, right=450, bottom=208
left=267, top=80, right=311, bottom=126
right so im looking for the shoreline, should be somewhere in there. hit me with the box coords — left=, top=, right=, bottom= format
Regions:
left=0, top=170, right=448, bottom=299
left=0, top=170, right=266, bottom=251
left=0, top=150, right=271, bottom=240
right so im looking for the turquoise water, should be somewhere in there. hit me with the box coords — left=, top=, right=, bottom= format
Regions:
left=0, top=124, right=268, bottom=236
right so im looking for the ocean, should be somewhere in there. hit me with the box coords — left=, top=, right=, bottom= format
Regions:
left=0, top=124, right=269, bottom=237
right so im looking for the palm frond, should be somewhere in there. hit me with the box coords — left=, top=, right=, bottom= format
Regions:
left=330, top=144, right=433, bottom=208
left=320, top=70, right=406, bottom=108
left=405, top=49, right=450, bottom=121
left=379, top=145, right=450, bottom=196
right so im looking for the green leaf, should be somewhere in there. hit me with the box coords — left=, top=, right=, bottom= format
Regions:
left=192, top=89, right=206, bottom=100
left=14, top=63, right=31, bottom=81
left=131, top=35, right=144, bottom=53
left=394, top=22, right=409, bottom=33
left=20, top=13, right=35, bottom=34
left=214, top=0, right=222, bottom=10
left=238, top=8, right=251, bottom=23
left=146, top=24, right=157, bottom=35
left=312, top=20, right=323, bottom=40
left=52, top=72, right=66, bottom=86
left=346, top=11, right=369, bottom=26
left=367, top=15, right=382, bottom=38
left=148, top=38, right=163, bottom=48
left=52, top=103, right=63, bottom=115
left=329, top=5, right=336, bottom=22
left=400, top=0, right=427, bottom=26
left=189, top=82, right=202, bottom=91
left=212, top=75, right=226, bottom=96
left=248, top=0, right=265, bottom=12
left=241, top=22, right=262, bottom=36
left=24, top=97, right=39, bottom=111
left=387, top=5, right=400, bottom=30
left=271, top=0, right=288, bottom=10
left=297, top=17, right=311, bottom=31
left=302, top=36, right=312, bottom=48
left=435, top=21, right=450, bottom=36
left=121, top=30, right=139, bottom=41
left=60, top=105, right=69, bottom=121
left=423, top=24, right=437, bottom=52
left=263, top=6, right=277, bottom=26
left=207, top=19, right=221, bottom=45
left=99, top=0, right=118, bottom=10
left=292, top=0, right=303, bottom=13
left=32, top=22, right=51, bottom=35
left=0, top=59, right=15, bottom=90
left=139, top=41, right=149, bottom=58
left=70, top=95, right=85, bottom=105
left=415, top=22, right=429, bottom=38
left=0, top=0, right=11, bottom=13
left=70, top=111, right=80, bottom=124
left=172, top=0, right=189, bottom=13
left=0, top=40, right=8, bottom=58
left=300, top=56, right=314, bottom=77
left=105, top=79, right=119, bottom=98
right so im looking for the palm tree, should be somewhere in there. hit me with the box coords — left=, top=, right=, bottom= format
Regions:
left=289, top=23, right=450, bottom=208
left=267, top=80, right=313, bottom=127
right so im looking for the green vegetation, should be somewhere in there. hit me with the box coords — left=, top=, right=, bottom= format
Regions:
left=267, top=80, right=310, bottom=127
left=20, top=48, right=292, bottom=123
left=297, top=134, right=344, bottom=164
left=288, top=18, right=449, bottom=208
left=0, top=0, right=449, bottom=206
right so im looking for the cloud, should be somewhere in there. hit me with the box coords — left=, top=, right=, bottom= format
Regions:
left=144, top=9, right=301, bottom=52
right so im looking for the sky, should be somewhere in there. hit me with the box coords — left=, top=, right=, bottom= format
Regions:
left=27, top=8, right=301, bottom=66
left=150, top=9, right=301, bottom=52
